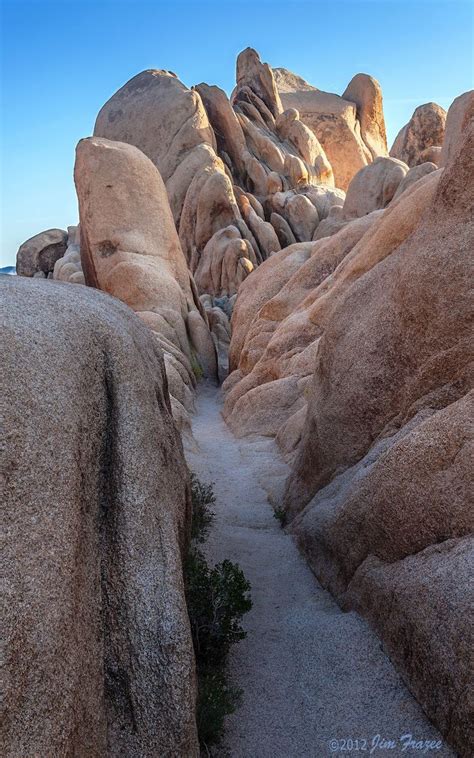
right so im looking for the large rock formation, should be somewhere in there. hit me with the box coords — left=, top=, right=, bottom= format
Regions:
left=53, top=225, right=85, bottom=284
left=439, top=89, right=474, bottom=167
left=16, top=228, right=67, bottom=277
left=74, top=136, right=217, bottom=427
left=341, top=156, right=408, bottom=218
left=274, top=67, right=387, bottom=190
left=92, top=49, right=347, bottom=302
left=390, top=102, right=446, bottom=166
left=1, top=277, right=198, bottom=757
left=223, top=89, right=473, bottom=756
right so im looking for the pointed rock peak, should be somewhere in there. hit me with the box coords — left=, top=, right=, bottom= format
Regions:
left=235, top=47, right=282, bottom=118
left=343, top=73, right=387, bottom=159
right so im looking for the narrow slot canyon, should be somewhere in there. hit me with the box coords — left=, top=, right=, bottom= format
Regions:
left=3, top=30, right=472, bottom=758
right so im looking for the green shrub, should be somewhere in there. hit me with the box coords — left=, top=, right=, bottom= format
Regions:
left=196, top=669, right=242, bottom=751
left=190, top=352, right=204, bottom=381
left=190, top=473, right=216, bottom=543
left=185, top=475, right=252, bottom=754
left=273, top=505, right=287, bottom=527
left=185, top=549, right=252, bottom=668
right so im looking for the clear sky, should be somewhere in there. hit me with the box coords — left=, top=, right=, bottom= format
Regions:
left=1, top=0, right=473, bottom=266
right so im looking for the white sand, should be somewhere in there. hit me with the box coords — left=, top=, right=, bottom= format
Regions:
left=186, top=384, right=453, bottom=758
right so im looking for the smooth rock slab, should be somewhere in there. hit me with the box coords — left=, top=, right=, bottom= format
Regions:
left=1, top=277, right=198, bottom=758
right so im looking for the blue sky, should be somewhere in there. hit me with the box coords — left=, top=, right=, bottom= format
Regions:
left=1, top=0, right=473, bottom=266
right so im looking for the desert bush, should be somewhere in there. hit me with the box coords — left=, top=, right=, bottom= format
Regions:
left=185, top=474, right=252, bottom=754
left=190, top=473, right=216, bottom=543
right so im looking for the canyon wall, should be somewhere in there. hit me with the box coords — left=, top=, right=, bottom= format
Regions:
left=224, top=90, right=474, bottom=756
left=1, top=277, right=198, bottom=757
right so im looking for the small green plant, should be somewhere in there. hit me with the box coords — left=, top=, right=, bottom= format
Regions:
left=184, top=474, right=252, bottom=755
left=190, top=473, right=216, bottom=543
left=185, top=550, right=252, bottom=668
left=196, top=669, right=242, bottom=750
left=273, top=505, right=287, bottom=527
left=190, top=352, right=204, bottom=381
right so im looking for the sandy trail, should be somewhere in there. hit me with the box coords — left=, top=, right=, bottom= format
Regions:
left=186, top=384, right=453, bottom=758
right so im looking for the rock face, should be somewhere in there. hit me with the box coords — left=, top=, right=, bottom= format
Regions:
left=74, top=136, right=216, bottom=423
left=16, top=228, right=67, bottom=277
left=235, top=47, right=283, bottom=118
left=439, top=90, right=474, bottom=167
left=342, top=73, right=388, bottom=160
left=1, top=277, right=198, bottom=757
left=284, top=124, right=473, bottom=517
left=390, top=102, right=446, bottom=166
left=274, top=67, right=387, bottom=190
left=93, top=49, right=344, bottom=301
left=342, top=156, right=408, bottom=218
left=224, top=92, right=473, bottom=756
left=53, top=225, right=85, bottom=284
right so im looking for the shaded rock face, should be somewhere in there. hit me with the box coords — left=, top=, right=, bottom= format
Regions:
left=53, top=225, right=85, bottom=284
left=390, top=102, right=446, bottom=167
left=224, top=94, right=473, bottom=757
left=274, top=67, right=387, bottom=191
left=439, top=89, right=474, bottom=167
left=1, top=277, right=198, bottom=758
left=74, top=136, right=216, bottom=426
left=16, top=227, right=67, bottom=277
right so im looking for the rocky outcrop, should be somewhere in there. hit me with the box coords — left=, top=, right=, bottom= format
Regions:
left=283, top=107, right=474, bottom=757
left=53, top=225, right=85, bottom=284
left=284, top=125, right=473, bottom=516
left=342, top=73, right=388, bottom=160
left=390, top=102, right=446, bottom=166
left=342, top=156, right=408, bottom=218
left=94, top=69, right=216, bottom=219
left=392, top=161, right=438, bottom=201
left=1, top=276, right=198, bottom=757
left=223, top=92, right=473, bottom=755
left=235, top=47, right=283, bottom=118
left=74, top=136, right=217, bottom=424
left=16, top=228, right=67, bottom=277
left=439, top=90, right=474, bottom=167
left=93, top=49, right=344, bottom=300
left=274, top=67, right=387, bottom=190
left=224, top=211, right=381, bottom=436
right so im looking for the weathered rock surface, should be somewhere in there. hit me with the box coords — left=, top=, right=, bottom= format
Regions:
left=194, top=225, right=257, bottom=297
left=16, top=228, right=67, bottom=277
left=344, top=537, right=474, bottom=756
left=284, top=128, right=472, bottom=515
left=235, top=47, right=283, bottom=118
left=1, top=276, right=198, bottom=758
left=224, top=211, right=381, bottom=435
left=439, top=90, right=474, bottom=167
left=342, top=156, right=408, bottom=218
left=53, top=225, right=85, bottom=284
left=342, top=73, right=388, bottom=159
left=93, top=51, right=338, bottom=288
left=282, top=108, right=474, bottom=757
left=274, top=67, right=386, bottom=190
left=390, top=102, right=446, bottom=167
left=392, top=161, right=439, bottom=200
left=224, top=93, right=473, bottom=755
left=74, top=136, right=216, bottom=411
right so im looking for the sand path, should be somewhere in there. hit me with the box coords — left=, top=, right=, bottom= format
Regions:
left=186, top=384, right=453, bottom=758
